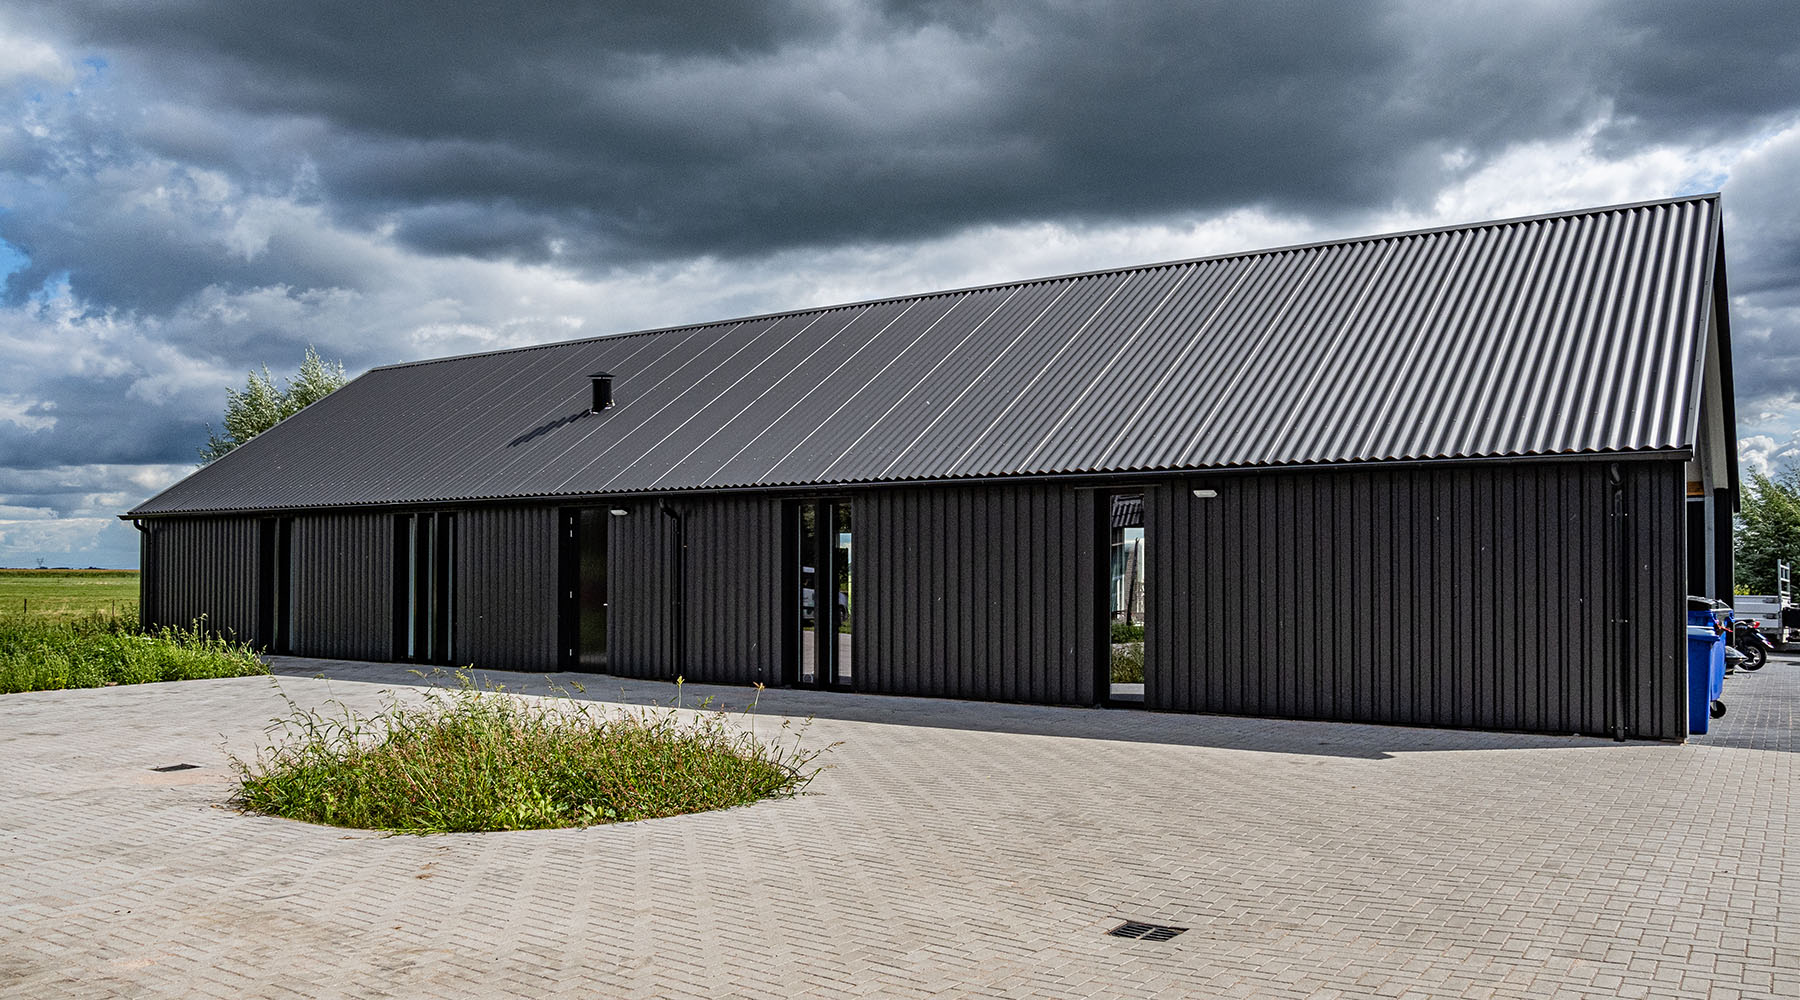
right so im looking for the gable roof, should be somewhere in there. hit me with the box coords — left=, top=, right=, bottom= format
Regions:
left=131, top=194, right=1728, bottom=516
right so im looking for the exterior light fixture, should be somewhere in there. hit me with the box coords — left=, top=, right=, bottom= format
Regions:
left=1192, top=489, right=1218, bottom=498
left=609, top=508, right=630, bottom=516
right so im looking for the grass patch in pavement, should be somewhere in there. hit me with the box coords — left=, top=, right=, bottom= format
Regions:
left=232, top=674, right=828, bottom=833
left=0, top=613, right=267, bottom=694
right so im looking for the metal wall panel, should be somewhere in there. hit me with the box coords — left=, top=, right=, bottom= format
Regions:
left=858, top=484, right=1099, bottom=705
left=289, top=511, right=392, bottom=661
left=455, top=506, right=559, bottom=671
left=140, top=517, right=261, bottom=642
left=676, top=496, right=785, bottom=685
left=605, top=501, right=674, bottom=679
left=600, top=496, right=785, bottom=683
left=1146, top=460, right=1686, bottom=739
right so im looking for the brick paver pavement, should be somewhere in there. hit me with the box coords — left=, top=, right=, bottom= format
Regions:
left=1, top=654, right=1794, bottom=999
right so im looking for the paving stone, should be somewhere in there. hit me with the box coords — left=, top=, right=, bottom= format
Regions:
left=0, top=654, right=1794, bottom=999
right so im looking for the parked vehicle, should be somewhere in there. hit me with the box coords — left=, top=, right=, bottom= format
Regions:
left=1732, top=619, right=1773, bottom=671
left=799, top=566, right=848, bottom=627
left=1732, top=595, right=1799, bottom=649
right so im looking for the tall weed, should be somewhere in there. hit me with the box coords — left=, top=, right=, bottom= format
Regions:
left=232, top=672, right=831, bottom=834
left=0, top=613, right=266, bottom=694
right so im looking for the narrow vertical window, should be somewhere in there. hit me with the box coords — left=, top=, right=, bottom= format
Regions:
left=794, top=502, right=819, bottom=685
left=833, top=500, right=853, bottom=683
left=394, top=512, right=457, bottom=665
left=790, top=499, right=851, bottom=689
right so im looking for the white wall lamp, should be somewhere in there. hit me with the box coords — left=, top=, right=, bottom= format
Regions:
left=1191, top=489, right=1218, bottom=499
left=609, top=508, right=630, bottom=516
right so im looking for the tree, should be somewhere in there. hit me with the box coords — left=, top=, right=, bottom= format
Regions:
left=1733, top=467, right=1800, bottom=594
left=198, top=346, right=349, bottom=464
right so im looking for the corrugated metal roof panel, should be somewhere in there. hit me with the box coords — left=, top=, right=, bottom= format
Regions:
left=129, top=195, right=1727, bottom=516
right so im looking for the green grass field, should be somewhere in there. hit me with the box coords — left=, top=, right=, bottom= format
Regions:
left=0, top=569, right=141, bottom=620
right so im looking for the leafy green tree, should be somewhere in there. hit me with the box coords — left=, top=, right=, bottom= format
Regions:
left=1734, top=467, right=1800, bottom=594
left=198, top=346, right=348, bottom=464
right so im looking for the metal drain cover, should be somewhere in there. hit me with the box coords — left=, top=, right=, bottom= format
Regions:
left=150, top=763, right=200, bottom=773
left=1108, top=921, right=1187, bottom=942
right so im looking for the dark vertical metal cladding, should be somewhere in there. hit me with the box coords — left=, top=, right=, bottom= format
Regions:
left=288, top=511, right=393, bottom=661
left=132, top=456, right=1689, bottom=739
left=140, top=517, right=261, bottom=641
left=455, top=506, right=559, bottom=671
left=1073, top=487, right=1101, bottom=705
left=676, top=495, right=785, bottom=685
left=605, top=501, right=672, bottom=679
left=858, top=482, right=1091, bottom=704
left=1628, top=462, right=1687, bottom=739
left=1150, top=461, right=1687, bottom=738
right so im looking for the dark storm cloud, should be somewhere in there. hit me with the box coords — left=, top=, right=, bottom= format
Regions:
left=0, top=371, right=211, bottom=470
left=14, top=0, right=1799, bottom=289
left=0, top=0, right=1794, bottom=563
left=1593, top=2, right=1800, bottom=148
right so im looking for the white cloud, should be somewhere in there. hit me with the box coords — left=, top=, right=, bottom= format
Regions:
left=0, top=394, right=55, bottom=432
left=0, top=516, right=137, bottom=568
left=1739, top=433, right=1800, bottom=479
left=0, top=26, right=72, bottom=87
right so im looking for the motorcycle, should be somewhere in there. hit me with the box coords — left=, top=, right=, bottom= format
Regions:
left=1732, top=619, right=1773, bottom=671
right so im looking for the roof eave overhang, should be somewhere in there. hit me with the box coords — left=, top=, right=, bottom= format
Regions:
left=120, top=447, right=1697, bottom=520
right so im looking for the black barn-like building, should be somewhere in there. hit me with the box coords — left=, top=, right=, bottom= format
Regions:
left=128, top=196, right=1738, bottom=740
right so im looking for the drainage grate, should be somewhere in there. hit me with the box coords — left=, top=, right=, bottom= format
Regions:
left=150, top=763, right=199, bottom=773
left=1108, top=921, right=1187, bottom=942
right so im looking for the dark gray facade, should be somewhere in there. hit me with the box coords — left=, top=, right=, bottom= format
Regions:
left=140, top=516, right=260, bottom=640
left=129, top=197, right=1735, bottom=742
left=1145, top=460, right=1685, bottom=738
left=138, top=456, right=1694, bottom=740
left=858, top=483, right=1101, bottom=705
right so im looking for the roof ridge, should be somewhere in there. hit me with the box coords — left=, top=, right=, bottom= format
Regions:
left=367, top=193, right=1720, bottom=374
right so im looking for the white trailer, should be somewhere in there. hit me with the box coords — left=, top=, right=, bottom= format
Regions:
left=1734, top=594, right=1799, bottom=650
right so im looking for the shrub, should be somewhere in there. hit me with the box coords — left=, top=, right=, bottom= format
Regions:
left=1109, top=621, right=1145, bottom=644
left=0, top=613, right=266, bottom=694
left=231, top=674, right=829, bottom=834
left=1109, top=641, right=1145, bottom=684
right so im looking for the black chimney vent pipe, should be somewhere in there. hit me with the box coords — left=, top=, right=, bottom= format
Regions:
left=590, top=371, right=614, bottom=412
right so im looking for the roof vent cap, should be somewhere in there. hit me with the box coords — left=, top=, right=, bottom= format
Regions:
left=590, top=371, right=614, bottom=412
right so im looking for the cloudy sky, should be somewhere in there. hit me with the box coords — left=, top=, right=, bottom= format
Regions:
left=2, top=1, right=1798, bottom=567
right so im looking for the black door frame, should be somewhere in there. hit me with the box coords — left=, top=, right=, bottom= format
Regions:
left=557, top=507, right=611, bottom=672
left=558, top=509, right=579, bottom=671
left=256, top=516, right=292, bottom=653
left=1098, top=489, right=1148, bottom=707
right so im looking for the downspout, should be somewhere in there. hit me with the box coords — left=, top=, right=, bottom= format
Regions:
left=1609, top=463, right=1631, bottom=741
left=660, top=505, right=685, bottom=677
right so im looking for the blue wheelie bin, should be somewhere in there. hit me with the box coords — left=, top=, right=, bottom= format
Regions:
left=1686, top=625, right=1726, bottom=735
